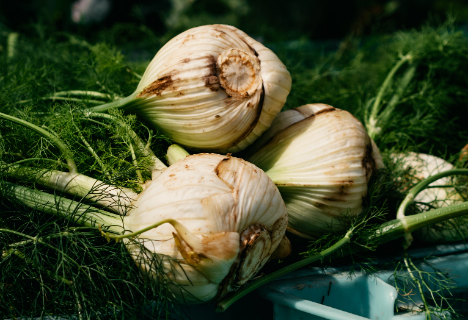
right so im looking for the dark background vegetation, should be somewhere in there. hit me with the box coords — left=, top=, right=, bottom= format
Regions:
left=2, top=0, right=468, bottom=43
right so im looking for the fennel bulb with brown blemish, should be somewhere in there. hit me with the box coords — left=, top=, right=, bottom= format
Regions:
left=90, top=25, right=291, bottom=153
left=247, top=104, right=383, bottom=239
left=123, top=153, right=288, bottom=302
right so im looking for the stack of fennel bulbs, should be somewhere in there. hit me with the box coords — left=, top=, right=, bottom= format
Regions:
left=0, top=25, right=292, bottom=319
left=1, top=19, right=468, bottom=319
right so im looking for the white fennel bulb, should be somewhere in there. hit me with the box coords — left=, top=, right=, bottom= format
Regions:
left=247, top=104, right=382, bottom=239
left=91, top=25, right=291, bottom=153
left=123, top=153, right=288, bottom=302
left=392, top=152, right=466, bottom=243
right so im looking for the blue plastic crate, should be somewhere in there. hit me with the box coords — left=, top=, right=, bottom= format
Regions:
left=258, top=244, right=468, bottom=320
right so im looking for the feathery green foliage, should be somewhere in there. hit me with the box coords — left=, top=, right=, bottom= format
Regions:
left=1, top=16, right=468, bottom=319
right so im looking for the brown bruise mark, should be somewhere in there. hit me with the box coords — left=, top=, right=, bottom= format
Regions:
left=215, top=115, right=221, bottom=118
left=339, top=184, right=350, bottom=195
left=182, top=33, right=195, bottom=45
left=137, top=75, right=175, bottom=97
left=323, top=196, right=345, bottom=202
left=205, top=76, right=219, bottom=92
left=314, top=107, right=337, bottom=116
left=204, top=54, right=220, bottom=92
left=294, top=105, right=336, bottom=120
left=313, top=201, right=327, bottom=209
left=240, top=37, right=258, bottom=57
left=140, top=55, right=221, bottom=97
left=212, top=25, right=258, bottom=57
left=213, top=28, right=228, bottom=39
left=214, top=155, right=235, bottom=191
left=362, top=140, right=376, bottom=182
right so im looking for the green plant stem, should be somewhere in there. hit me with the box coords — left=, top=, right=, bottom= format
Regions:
left=6, top=231, right=78, bottom=247
left=87, top=93, right=137, bottom=113
left=41, top=97, right=104, bottom=104
left=0, top=112, right=77, bottom=173
left=128, top=141, right=144, bottom=184
left=396, top=169, right=468, bottom=226
left=0, top=182, right=124, bottom=233
left=367, top=53, right=412, bottom=139
left=9, top=158, right=70, bottom=169
left=396, top=169, right=468, bottom=249
left=377, top=64, right=417, bottom=135
left=216, top=230, right=353, bottom=312
left=7, top=32, right=18, bottom=60
left=105, top=218, right=188, bottom=241
left=52, top=90, right=114, bottom=99
left=2, top=164, right=136, bottom=215
left=403, top=254, right=431, bottom=319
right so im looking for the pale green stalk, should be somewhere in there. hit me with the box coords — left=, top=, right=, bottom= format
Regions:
left=0, top=182, right=124, bottom=233
left=10, top=158, right=70, bottom=169
left=366, top=53, right=413, bottom=139
left=129, top=141, right=144, bottom=184
left=87, top=92, right=138, bottom=113
left=167, top=144, right=190, bottom=165
left=52, top=90, right=114, bottom=100
left=18, top=97, right=105, bottom=104
left=377, top=64, right=417, bottom=134
left=7, top=32, right=18, bottom=60
left=2, top=164, right=136, bottom=215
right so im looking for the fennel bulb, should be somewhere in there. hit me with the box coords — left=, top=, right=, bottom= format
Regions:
left=392, top=152, right=466, bottom=243
left=248, top=104, right=383, bottom=239
left=90, top=25, right=291, bottom=153
left=122, top=153, right=287, bottom=302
